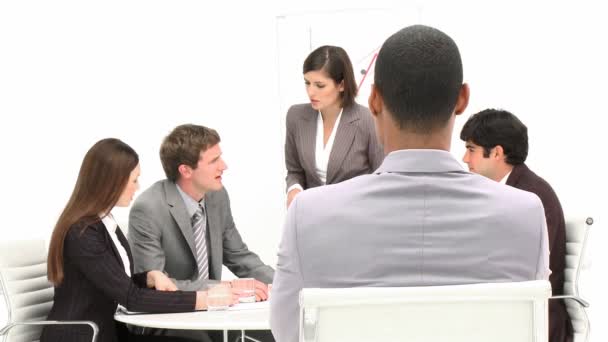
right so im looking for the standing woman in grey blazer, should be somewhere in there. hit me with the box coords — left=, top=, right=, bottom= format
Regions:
left=285, top=45, right=384, bottom=207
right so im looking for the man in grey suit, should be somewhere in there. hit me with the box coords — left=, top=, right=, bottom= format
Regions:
left=270, top=25, right=550, bottom=342
left=129, top=124, right=274, bottom=341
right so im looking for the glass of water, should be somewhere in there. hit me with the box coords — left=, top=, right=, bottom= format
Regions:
left=207, top=283, right=232, bottom=311
left=232, top=278, right=256, bottom=303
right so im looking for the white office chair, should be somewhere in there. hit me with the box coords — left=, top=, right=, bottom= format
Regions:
left=299, top=280, right=551, bottom=342
left=550, top=217, right=593, bottom=342
left=0, top=239, right=98, bottom=342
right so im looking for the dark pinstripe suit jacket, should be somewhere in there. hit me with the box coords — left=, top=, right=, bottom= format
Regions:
left=506, top=164, right=572, bottom=342
left=41, top=220, right=196, bottom=342
left=284, top=102, right=384, bottom=191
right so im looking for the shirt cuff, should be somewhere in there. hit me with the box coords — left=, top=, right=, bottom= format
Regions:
left=287, top=184, right=304, bottom=194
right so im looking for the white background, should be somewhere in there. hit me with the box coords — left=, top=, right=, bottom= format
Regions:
left=1, top=0, right=605, bottom=340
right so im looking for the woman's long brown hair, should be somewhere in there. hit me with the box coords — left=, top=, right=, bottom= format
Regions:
left=47, top=138, right=139, bottom=286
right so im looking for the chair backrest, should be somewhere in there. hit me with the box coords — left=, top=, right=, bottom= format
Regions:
left=563, top=217, right=593, bottom=342
left=299, top=281, right=551, bottom=342
left=0, top=239, right=54, bottom=342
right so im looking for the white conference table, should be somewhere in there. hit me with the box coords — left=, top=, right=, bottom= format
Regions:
left=114, top=301, right=270, bottom=342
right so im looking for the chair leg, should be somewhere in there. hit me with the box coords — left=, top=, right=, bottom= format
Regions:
left=234, top=330, right=263, bottom=342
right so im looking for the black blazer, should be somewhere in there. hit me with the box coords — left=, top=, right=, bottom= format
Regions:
left=507, top=164, right=572, bottom=342
left=41, top=220, right=196, bottom=342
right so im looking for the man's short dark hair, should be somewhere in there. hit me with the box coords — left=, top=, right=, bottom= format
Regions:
left=160, top=124, right=221, bottom=182
left=460, top=109, right=528, bottom=165
left=374, top=25, right=463, bottom=133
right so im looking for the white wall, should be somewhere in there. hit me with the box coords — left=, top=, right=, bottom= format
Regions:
left=0, top=1, right=285, bottom=266
left=1, top=0, right=605, bottom=340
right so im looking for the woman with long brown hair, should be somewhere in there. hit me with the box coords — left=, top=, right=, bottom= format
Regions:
left=285, top=45, right=384, bottom=207
left=41, top=138, right=231, bottom=342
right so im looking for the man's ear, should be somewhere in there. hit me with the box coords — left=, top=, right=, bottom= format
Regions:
left=493, top=145, right=505, bottom=160
left=178, top=164, right=191, bottom=179
left=454, top=83, right=470, bottom=115
left=368, top=84, right=383, bottom=118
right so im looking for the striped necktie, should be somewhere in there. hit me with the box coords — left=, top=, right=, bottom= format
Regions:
left=192, top=204, right=209, bottom=280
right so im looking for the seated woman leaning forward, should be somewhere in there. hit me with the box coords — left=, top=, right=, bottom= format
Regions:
left=41, top=138, right=237, bottom=342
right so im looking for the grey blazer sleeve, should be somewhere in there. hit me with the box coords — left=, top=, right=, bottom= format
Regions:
left=285, top=106, right=306, bottom=191
left=128, top=202, right=214, bottom=291
left=270, top=196, right=303, bottom=342
left=218, top=190, right=275, bottom=284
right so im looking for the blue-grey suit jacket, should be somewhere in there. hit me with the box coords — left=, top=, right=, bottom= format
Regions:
left=270, top=150, right=549, bottom=342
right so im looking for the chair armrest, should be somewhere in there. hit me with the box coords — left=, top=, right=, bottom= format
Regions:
left=0, top=320, right=99, bottom=342
left=549, top=295, right=590, bottom=308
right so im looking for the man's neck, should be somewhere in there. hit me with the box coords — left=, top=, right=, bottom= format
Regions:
left=175, top=179, right=205, bottom=202
left=492, top=164, right=514, bottom=183
left=385, top=133, right=451, bottom=153
left=382, top=126, right=453, bottom=153
left=380, top=113, right=455, bottom=154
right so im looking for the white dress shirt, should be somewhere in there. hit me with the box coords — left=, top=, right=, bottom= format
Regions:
left=101, top=213, right=131, bottom=313
left=499, top=171, right=512, bottom=185
left=315, top=109, right=343, bottom=184
left=101, top=214, right=131, bottom=277
left=288, top=109, right=343, bottom=193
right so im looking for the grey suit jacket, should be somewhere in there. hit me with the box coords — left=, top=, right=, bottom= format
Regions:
left=285, top=102, right=384, bottom=191
left=270, top=150, right=550, bottom=342
left=129, top=180, right=274, bottom=291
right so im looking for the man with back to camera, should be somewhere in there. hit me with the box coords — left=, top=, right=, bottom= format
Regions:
left=461, top=108, right=571, bottom=342
left=129, top=124, right=275, bottom=342
left=269, top=25, right=550, bottom=342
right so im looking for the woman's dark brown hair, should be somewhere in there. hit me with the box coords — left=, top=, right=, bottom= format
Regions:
left=47, top=138, right=139, bottom=285
left=303, top=45, right=358, bottom=108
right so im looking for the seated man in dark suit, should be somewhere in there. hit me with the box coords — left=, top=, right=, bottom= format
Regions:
left=129, top=124, right=275, bottom=342
left=460, top=108, right=571, bottom=342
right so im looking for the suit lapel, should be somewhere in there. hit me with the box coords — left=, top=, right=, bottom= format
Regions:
left=164, top=181, right=198, bottom=260
left=204, top=191, right=222, bottom=279
left=326, top=106, right=358, bottom=184
left=114, top=227, right=134, bottom=275
left=299, top=108, right=323, bottom=185
left=99, top=221, right=127, bottom=273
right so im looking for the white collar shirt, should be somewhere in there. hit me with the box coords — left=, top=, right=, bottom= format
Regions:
left=314, top=109, right=343, bottom=184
